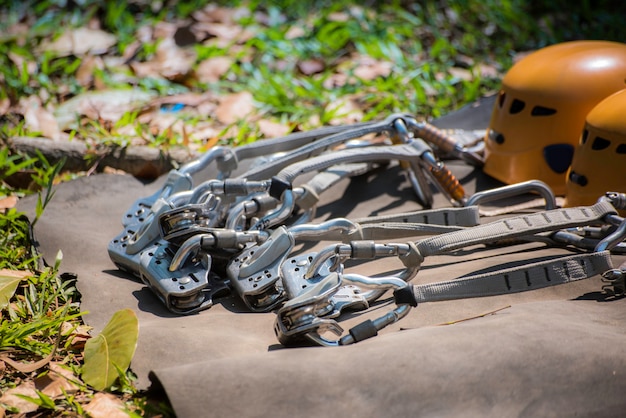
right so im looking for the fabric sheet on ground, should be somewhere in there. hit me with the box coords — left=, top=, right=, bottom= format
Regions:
left=18, top=95, right=626, bottom=417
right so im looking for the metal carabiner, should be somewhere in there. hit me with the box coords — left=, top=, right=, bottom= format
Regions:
left=226, top=218, right=360, bottom=312
left=168, top=229, right=269, bottom=272
left=595, top=216, right=626, bottom=252
left=122, top=146, right=234, bottom=226
left=304, top=241, right=421, bottom=282
left=465, top=179, right=557, bottom=215
left=274, top=272, right=413, bottom=347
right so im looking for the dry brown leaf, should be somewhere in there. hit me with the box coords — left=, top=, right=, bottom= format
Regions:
left=353, top=56, right=393, bottom=81
left=196, top=56, right=233, bottom=83
left=76, top=56, right=104, bottom=87
left=40, top=27, right=116, bottom=57
left=153, top=21, right=179, bottom=40
left=328, top=12, right=350, bottom=22
left=152, top=92, right=217, bottom=108
left=8, top=51, right=37, bottom=78
left=37, top=363, right=81, bottom=399
left=0, top=269, right=31, bottom=279
left=0, top=196, right=18, bottom=211
left=20, top=96, right=62, bottom=140
left=60, top=322, right=92, bottom=350
left=130, top=38, right=196, bottom=81
left=0, top=98, right=9, bottom=116
left=448, top=67, right=473, bottom=81
left=285, top=25, right=306, bottom=40
left=257, top=119, right=291, bottom=138
left=298, top=59, right=325, bottom=75
left=188, top=124, right=219, bottom=143
left=0, top=381, right=39, bottom=414
left=323, top=72, right=350, bottom=89
left=478, top=63, right=500, bottom=78
left=324, top=96, right=363, bottom=125
left=192, top=4, right=250, bottom=24
left=83, top=392, right=130, bottom=418
left=54, top=89, right=156, bottom=130
left=215, top=91, right=255, bottom=124
left=193, top=22, right=255, bottom=47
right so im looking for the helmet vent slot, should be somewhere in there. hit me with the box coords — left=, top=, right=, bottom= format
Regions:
left=616, top=144, right=626, bottom=154
left=531, top=106, right=557, bottom=116
left=509, top=99, right=525, bottom=114
left=580, top=129, right=589, bottom=145
left=498, top=91, right=506, bottom=108
left=591, top=137, right=611, bottom=150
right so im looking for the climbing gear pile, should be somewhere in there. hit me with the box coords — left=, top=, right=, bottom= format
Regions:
left=109, top=41, right=626, bottom=347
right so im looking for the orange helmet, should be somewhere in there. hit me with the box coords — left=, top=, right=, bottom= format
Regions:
left=564, top=88, right=626, bottom=210
left=483, top=40, right=626, bottom=195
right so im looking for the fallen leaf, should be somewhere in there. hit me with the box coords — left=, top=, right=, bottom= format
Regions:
left=352, top=55, right=393, bottom=80
left=7, top=51, right=37, bottom=78
left=196, top=56, right=233, bottom=83
left=82, top=309, right=138, bottom=391
left=0, top=98, right=9, bottom=115
left=82, top=392, right=130, bottom=418
left=151, top=91, right=217, bottom=108
left=130, top=38, right=196, bottom=81
left=37, top=362, right=81, bottom=399
left=193, top=22, right=255, bottom=46
left=40, top=27, right=116, bottom=57
left=285, top=25, right=306, bottom=40
left=448, top=67, right=473, bottom=81
left=328, top=11, right=350, bottom=22
left=0, top=269, right=31, bottom=309
left=478, top=63, right=500, bottom=78
left=257, top=119, right=291, bottom=138
left=324, top=96, right=363, bottom=125
left=0, top=381, right=39, bottom=414
left=215, top=91, right=255, bottom=124
left=0, top=196, right=18, bottom=211
left=61, top=321, right=92, bottom=350
left=297, top=59, right=325, bottom=75
left=188, top=124, right=219, bottom=143
left=54, top=89, right=156, bottom=130
left=20, top=96, right=62, bottom=140
left=75, top=56, right=103, bottom=87
left=192, top=4, right=250, bottom=24
left=152, top=21, right=178, bottom=40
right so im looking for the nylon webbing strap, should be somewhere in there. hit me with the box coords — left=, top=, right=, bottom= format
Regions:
left=304, top=222, right=466, bottom=242
left=296, top=163, right=373, bottom=211
left=242, top=119, right=394, bottom=181
left=416, top=201, right=616, bottom=257
left=352, top=207, right=480, bottom=227
left=274, top=142, right=430, bottom=185
left=410, top=251, right=613, bottom=303
left=235, top=122, right=374, bottom=161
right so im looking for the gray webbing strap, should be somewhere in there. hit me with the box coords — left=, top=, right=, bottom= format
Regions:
left=348, top=223, right=466, bottom=240
left=411, top=251, right=613, bottom=302
left=234, top=122, right=375, bottom=161
left=242, top=119, right=397, bottom=181
left=274, top=143, right=430, bottom=185
left=353, top=207, right=480, bottom=227
left=416, top=201, right=617, bottom=257
left=297, top=163, right=373, bottom=210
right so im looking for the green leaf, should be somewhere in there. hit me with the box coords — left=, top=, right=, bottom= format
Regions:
left=0, top=269, right=30, bottom=309
left=82, top=308, right=139, bottom=391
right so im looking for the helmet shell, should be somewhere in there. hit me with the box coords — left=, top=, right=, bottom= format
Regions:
left=565, top=88, right=626, bottom=210
left=483, top=40, right=626, bottom=195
